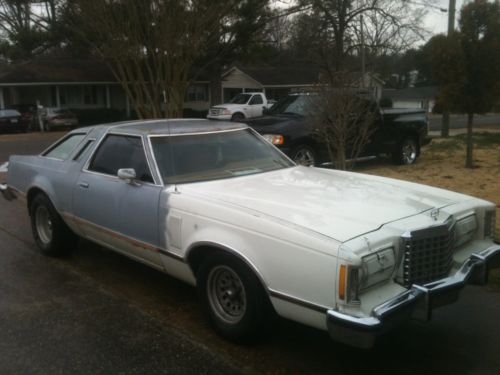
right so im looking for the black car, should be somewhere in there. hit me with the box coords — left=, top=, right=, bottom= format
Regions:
left=0, top=109, right=29, bottom=133
left=245, top=94, right=431, bottom=166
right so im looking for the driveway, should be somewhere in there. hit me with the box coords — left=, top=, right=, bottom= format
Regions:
left=1, top=132, right=500, bottom=374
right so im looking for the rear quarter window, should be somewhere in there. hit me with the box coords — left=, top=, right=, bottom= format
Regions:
left=43, top=134, right=86, bottom=160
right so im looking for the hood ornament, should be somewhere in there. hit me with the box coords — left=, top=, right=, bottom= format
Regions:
left=430, top=208, right=439, bottom=221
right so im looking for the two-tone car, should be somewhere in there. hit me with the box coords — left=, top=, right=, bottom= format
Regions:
left=1, top=119, right=499, bottom=348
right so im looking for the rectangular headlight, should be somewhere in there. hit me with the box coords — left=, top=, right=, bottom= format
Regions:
left=360, top=248, right=396, bottom=290
left=455, top=214, right=478, bottom=247
left=484, top=210, right=496, bottom=239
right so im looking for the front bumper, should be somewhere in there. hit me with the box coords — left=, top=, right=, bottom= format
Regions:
left=327, top=244, right=500, bottom=348
left=0, top=183, right=16, bottom=201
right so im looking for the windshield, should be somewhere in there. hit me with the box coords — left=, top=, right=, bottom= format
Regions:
left=267, top=95, right=312, bottom=116
left=229, top=94, right=252, bottom=104
left=150, top=128, right=294, bottom=184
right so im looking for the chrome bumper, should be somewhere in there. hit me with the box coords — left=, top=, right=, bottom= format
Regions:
left=0, top=183, right=16, bottom=201
left=327, top=244, right=500, bottom=348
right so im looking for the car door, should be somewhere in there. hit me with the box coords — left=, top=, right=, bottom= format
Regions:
left=248, top=95, right=265, bottom=117
left=72, top=133, right=163, bottom=269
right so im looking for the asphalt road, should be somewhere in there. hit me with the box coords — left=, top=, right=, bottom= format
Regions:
left=1, top=132, right=500, bottom=374
left=428, top=113, right=500, bottom=131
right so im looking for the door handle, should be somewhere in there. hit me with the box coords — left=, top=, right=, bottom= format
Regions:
left=78, top=182, right=89, bottom=189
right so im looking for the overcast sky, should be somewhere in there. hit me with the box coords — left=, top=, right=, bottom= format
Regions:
left=423, top=0, right=470, bottom=36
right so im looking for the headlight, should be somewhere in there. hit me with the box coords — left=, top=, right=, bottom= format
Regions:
left=484, top=210, right=496, bottom=239
left=262, top=134, right=284, bottom=145
left=455, top=214, right=478, bottom=247
left=359, top=248, right=396, bottom=290
left=338, top=247, right=395, bottom=305
left=221, top=109, right=231, bottom=115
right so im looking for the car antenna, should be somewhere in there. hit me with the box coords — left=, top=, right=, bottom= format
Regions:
left=163, top=90, right=179, bottom=194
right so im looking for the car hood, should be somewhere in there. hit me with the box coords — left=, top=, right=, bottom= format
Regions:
left=180, top=166, right=467, bottom=242
left=212, top=104, right=248, bottom=110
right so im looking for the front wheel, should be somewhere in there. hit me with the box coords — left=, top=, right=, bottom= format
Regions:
left=290, top=145, right=317, bottom=166
left=231, top=113, right=244, bottom=122
left=197, top=253, right=273, bottom=343
left=30, top=194, right=77, bottom=256
left=392, top=137, right=419, bottom=165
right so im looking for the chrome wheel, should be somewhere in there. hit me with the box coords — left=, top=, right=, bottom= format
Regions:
left=35, top=206, right=53, bottom=245
left=207, top=265, right=247, bottom=324
left=293, top=147, right=315, bottom=166
left=401, top=140, right=417, bottom=164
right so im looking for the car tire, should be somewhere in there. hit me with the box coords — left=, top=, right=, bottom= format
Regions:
left=290, top=144, right=317, bottom=167
left=29, top=194, right=77, bottom=256
left=392, top=137, right=419, bottom=165
left=231, top=113, right=245, bottom=122
left=197, top=252, right=274, bottom=343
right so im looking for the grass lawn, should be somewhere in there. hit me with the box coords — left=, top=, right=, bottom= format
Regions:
left=358, top=132, right=500, bottom=285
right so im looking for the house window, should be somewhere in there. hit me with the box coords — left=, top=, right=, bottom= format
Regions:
left=185, top=84, right=208, bottom=102
left=84, top=86, right=106, bottom=105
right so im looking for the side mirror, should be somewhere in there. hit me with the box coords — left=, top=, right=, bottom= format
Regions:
left=117, top=168, right=137, bottom=184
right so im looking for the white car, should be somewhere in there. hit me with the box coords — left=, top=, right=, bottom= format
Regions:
left=1, top=119, right=499, bottom=348
left=207, top=93, right=270, bottom=121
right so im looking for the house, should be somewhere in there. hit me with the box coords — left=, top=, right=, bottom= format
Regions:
left=0, top=59, right=211, bottom=117
left=382, top=86, right=438, bottom=113
left=0, top=59, right=385, bottom=117
left=219, top=66, right=385, bottom=103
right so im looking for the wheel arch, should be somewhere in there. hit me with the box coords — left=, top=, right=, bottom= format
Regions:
left=231, top=112, right=245, bottom=120
left=27, top=186, right=50, bottom=213
left=186, top=241, right=269, bottom=294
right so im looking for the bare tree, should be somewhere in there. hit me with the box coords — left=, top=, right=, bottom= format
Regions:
left=70, top=0, right=269, bottom=119
left=306, top=75, right=377, bottom=170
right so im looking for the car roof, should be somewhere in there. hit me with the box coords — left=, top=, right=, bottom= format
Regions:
left=76, top=119, right=248, bottom=136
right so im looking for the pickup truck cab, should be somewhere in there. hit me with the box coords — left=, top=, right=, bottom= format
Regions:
left=207, top=92, right=270, bottom=121
left=246, top=93, right=431, bottom=166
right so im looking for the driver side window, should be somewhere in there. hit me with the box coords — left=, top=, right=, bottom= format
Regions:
left=89, top=134, right=154, bottom=183
left=249, top=95, right=263, bottom=105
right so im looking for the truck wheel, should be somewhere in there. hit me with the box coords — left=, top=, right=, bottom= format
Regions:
left=231, top=113, right=244, bottom=121
left=392, top=137, right=419, bottom=165
left=29, top=194, right=77, bottom=256
left=291, top=145, right=317, bottom=167
left=197, top=252, right=273, bottom=343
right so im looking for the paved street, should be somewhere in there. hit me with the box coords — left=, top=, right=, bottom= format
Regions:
left=1, top=132, right=500, bottom=374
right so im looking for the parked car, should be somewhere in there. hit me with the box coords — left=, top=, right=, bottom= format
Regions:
left=1, top=119, right=498, bottom=348
left=207, top=92, right=271, bottom=121
left=246, top=93, right=431, bottom=166
left=0, top=109, right=29, bottom=133
left=10, top=103, right=37, bottom=130
left=42, top=107, right=79, bottom=131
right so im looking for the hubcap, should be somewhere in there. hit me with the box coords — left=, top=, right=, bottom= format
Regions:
left=35, top=206, right=53, bottom=245
left=402, top=142, right=417, bottom=164
left=293, top=148, right=315, bottom=166
left=207, top=265, right=246, bottom=324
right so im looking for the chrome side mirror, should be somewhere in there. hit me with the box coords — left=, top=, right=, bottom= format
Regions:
left=117, top=168, right=137, bottom=184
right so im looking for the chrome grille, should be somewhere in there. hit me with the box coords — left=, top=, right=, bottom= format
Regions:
left=398, top=220, right=455, bottom=288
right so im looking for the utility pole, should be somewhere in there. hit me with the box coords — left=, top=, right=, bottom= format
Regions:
left=442, top=0, right=456, bottom=137
left=360, top=14, right=366, bottom=89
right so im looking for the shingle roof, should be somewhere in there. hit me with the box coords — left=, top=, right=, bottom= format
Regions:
left=0, top=59, right=116, bottom=84
left=229, top=66, right=320, bottom=86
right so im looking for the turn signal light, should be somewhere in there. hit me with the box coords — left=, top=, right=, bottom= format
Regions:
left=339, top=264, right=347, bottom=300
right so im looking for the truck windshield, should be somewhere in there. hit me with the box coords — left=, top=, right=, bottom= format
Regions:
left=150, top=128, right=294, bottom=184
left=267, top=95, right=312, bottom=116
left=229, top=94, right=252, bottom=104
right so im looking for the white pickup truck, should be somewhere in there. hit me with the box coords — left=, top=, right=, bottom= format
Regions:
left=207, top=92, right=271, bottom=121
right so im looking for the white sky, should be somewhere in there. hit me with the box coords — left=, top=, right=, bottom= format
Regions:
left=422, top=0, right=470, bottom=36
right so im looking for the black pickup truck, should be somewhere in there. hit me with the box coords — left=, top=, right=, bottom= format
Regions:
left=245, top=94, right=431, bottom=166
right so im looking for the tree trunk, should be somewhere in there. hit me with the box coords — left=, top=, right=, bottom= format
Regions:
left=465, top=112, right=474, bottom=168
left=441, top=111, right=450, bottom=137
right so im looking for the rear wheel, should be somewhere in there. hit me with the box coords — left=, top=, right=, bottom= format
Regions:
left=392, top=137, right=419, bottom=165
left=197, top=252, right=273, bottom=343
left=29, top=194, right=77, bottom=256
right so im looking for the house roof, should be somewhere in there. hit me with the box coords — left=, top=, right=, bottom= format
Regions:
left=223, top=66, right=321, bottom=86
left=0, top=59, right=116, bottom=84
left=383, top=86, right=438, bottom=100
